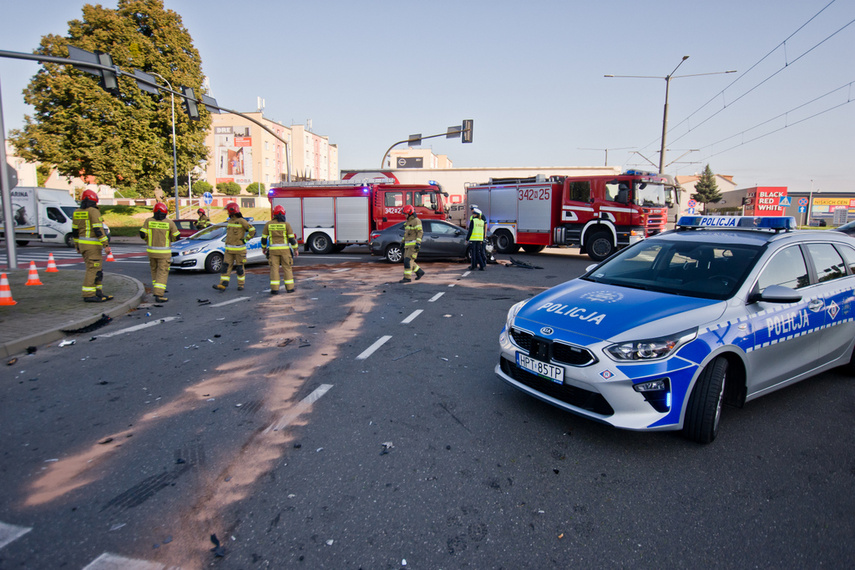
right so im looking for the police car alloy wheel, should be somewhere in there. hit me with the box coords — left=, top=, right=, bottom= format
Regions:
left=496, top=215, right=855, bottom=444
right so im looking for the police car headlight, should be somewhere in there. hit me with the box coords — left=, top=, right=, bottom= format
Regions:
left=605, top=328, right=697, bottom=361
left=182, top=247, right=202, bottom=256
left=506, top=300, right=526, bottom=330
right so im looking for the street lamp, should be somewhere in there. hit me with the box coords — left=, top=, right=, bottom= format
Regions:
left=150, top=72, right=179, bottom=219
left=605, top=56, right=736, bottom=175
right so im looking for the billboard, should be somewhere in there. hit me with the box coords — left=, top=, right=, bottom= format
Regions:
left=214, top=126, right=253, bottom=185
left=744, top=187, right=787, bottom=216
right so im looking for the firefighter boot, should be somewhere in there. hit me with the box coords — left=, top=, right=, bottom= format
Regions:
left=154, top=295, right=168, bottom=302
left=213, top=283, right=227, bottom=292
left=270, top=289, right=280, bottom=295
left=398, top=278, right=412, bottom=284
left=415, top=269, right=425, bottom=280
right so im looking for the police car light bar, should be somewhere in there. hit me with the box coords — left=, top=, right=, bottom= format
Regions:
left=677, top=216, right=797, bottom=231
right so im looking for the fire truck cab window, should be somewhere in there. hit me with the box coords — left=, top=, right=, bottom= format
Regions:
left=567, top=181, right=591, bottom=202
left=385, top=192, right=404, bottom=208
left=414, top=191, right=438, bottom=210
left=605, top=182, right=619, bottom=202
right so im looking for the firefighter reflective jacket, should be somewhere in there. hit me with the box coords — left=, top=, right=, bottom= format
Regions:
left=261, top=220, right=297, bottom=251
left=403, top=215, right=423, bottom=249
left=140, top=217, right=180, bottom=258
left=225, top=216, right=255, bottom=253
left=72, top=207, right=109, bottom=249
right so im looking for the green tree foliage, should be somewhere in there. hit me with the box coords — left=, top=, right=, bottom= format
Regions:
left=692, top=164, right=723, bottom=213
left=192, top=180, right=212, bottom=195
left=246, top=182, right=265, bottom=195
left=9, top=0, right=210, bottom=198
left=217, top=181, right=241, bottom=196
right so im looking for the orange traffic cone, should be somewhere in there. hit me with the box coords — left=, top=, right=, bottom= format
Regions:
left=25, top=261, right=43, bottom=286
left=106, top=250, right=115, bottom=262
left=0, top=273, right=16, bottom=305
left=46, top=253, right=59, bottom=273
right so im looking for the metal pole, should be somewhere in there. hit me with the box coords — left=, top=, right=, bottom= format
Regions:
left=0, top=73, right=18, bottom=269
left=150, top=72, right=179, bottom=219
left=659, top=56, right=688, bottom=175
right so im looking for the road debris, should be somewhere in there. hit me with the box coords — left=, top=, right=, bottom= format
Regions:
left=58, top=339, right=75, bottom=347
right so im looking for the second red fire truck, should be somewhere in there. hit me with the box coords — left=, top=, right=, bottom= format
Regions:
left=466, top=170, right=674, bottom=261
left=267, top=177, right=449, bottom=253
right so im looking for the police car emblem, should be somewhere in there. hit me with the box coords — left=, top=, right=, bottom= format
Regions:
left=581, top=291, right=624, bottom=303
left=540, top=327, right=554, bottom=336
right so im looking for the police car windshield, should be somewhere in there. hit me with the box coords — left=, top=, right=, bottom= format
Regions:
left=584, top=239, right=762, bottom=300
left=188, top=225, right=226, bottom=241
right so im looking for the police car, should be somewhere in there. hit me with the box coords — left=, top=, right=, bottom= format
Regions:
left=497, top=216, right=855, bottom=443
left=170, top=220, right=267, bottom=273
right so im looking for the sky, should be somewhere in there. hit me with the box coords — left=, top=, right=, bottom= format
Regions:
left=0, top=0, right=853, bottom=194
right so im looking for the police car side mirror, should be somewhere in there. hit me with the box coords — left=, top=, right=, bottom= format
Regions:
left=748, top=285, right=802, bottom=305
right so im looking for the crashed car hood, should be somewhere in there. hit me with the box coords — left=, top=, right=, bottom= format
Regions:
left=514, top=279, right=725, bottom=343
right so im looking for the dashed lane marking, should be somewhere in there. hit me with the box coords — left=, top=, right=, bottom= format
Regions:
left=96, top=316, right=180, bottom=338
left=264, top=384, right=333, bottom=433
left=83, top=552, right=174, bottom=570
left=428, top=292, right=444, bottom=303
left=357, top=335, right=392, bottom=360
left=401, top=309, right=423, bottom=324
left=209, top=296, right=252, bottom=307
left=0, top=521, right=31, bottom=550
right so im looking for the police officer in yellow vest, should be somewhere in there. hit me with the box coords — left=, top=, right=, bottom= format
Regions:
left=261, top=205, right=299, bottom=294
left=400, top=204, right=425, bottom=283
left=140, top=202, right=180, bottom=302
left=72, top=189, right=113, bottom=302
left=195, top=208, right=211, bottom=230
left=466, top=207, right=487, bottom=271
left=213, top=202, right=255, bottom=292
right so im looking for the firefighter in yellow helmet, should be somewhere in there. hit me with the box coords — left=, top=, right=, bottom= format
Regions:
left=140, top=202, right=180, bottom=302
left=195, top=207, right=211, bottom=230
left=400, top=204, right=425, bottom=283
left=213, top=202, right=255, bottom=292
left=261, top=205, right=299, bottom=294
left=72, top=189, right=113, bottom=302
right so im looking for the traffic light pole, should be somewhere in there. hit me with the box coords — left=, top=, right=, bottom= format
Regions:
left=380, top=122, right=472, bottom=168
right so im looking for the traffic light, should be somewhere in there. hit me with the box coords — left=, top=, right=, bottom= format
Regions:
left=183, top=87, right=200, bottom=120
left=95, top=51, right=119, bottom=96
left=462, top=119, right=473, bottom=143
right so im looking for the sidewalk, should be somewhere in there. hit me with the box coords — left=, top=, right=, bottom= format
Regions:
left=0, top=267, right=144, bottom=359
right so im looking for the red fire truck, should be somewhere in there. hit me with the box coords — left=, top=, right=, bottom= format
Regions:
left=267, top=178, right=449, bottom=253
left=466, top=170, right=673, bottom=261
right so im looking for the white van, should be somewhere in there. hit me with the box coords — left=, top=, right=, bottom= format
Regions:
left=0, top=187, right=109, bottom=247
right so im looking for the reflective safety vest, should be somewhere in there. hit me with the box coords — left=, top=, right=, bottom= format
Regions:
left=403, top=215, right=423, bottom=247
left=470, top=217, right=485, bottom=241
left=196, top=215, right=211, bottom=230
left=73, top=207, right=108, bottom=248
left=225, top=217, right=255, bottom=253
left=261, top=221, right=297, bottom=250
left=140, top=217, right=180, bottom=257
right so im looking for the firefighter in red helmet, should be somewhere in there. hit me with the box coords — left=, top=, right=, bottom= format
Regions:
left=261, top=204, right=299, bottom=294
left=400, top=204, right=425, bottom=283
left=72, top=189, right=113, bottom=302
left=140, top=202, right=180, bottom=302
left=195, top=207, right=211, bottom=230
left=213, top=202, right=255, bottom=292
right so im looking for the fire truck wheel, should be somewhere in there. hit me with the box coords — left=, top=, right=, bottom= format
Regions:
left=385, top=243, right=404, bottom=263
left=585, top=231, right=614, bottom=261
left=522, top=244, right=545, bottom=254
left=493, top=230, right=519, bottom=254
left=308, top=232, right=334, bottom=254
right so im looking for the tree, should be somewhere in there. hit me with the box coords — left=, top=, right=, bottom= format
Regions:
left=246, top=182, right=265, bottom=195
left=692, top=164, right=723, bottom=213
left=192, top=180, right=212, bottom=195
left=217, top=181, right=241, bottom=196
left=9, top=0, right=210, bottom=197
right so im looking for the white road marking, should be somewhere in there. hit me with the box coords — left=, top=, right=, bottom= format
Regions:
left=83, top=552, right=171, bottom=569
left=357, top=335, right=392, bottom=360
left=96, top=316, right=179, bottom=338
left=401, top=309, right=423, bottom=324
left=462, top=270, right=471, bottom=276
left=209, top=296, right=252, bottom=307
left=448, top=283, right=456, bottom=288
left=428, top=292, right=444, bottom=303
left=265, top=384, right=333, bottom=433
left=0, top=521, right=31, bottom=550
left=331, top=267, right=351, bottom=273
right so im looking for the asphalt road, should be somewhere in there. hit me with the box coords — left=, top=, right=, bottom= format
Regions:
left=0, top=243, right=853, bottom=569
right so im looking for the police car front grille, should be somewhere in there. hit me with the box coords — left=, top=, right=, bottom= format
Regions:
left=500, top=358, right=614, bottom=416
left=510, top=329, right=596, bottom=367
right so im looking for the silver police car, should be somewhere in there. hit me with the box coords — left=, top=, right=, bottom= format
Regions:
left=497, top=216, right=855, bottom=443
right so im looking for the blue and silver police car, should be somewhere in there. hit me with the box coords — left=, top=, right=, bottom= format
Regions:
left=170, top=220, right=267, bottom=273
left=497, top=216, right=855, bottom=443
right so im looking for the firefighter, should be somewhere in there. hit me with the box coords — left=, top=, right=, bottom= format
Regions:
left=261, top=205, right=299, bottom=294
left=400, top=204, right=424, bottom=283
left=72, top=189, right=113, bottom=302
left=195, top=208, right=211, bottom=230
left=467, top=207, right=487, bottom=271
left=140, top=202, right=180, bottom=302
left=213, top=202, right=255, bottom=292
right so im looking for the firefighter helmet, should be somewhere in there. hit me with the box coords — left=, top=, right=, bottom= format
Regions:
left=197, top=208, right=206, bottom=215
left=273, top=205, right=286, bottom=217
left=225, top=202, right=240, bottom=215
left=81, top=189, right=99, bottom=203
left=402, top=204, right=415, bottom=216
left=154, top=202, right=168, bottom=214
